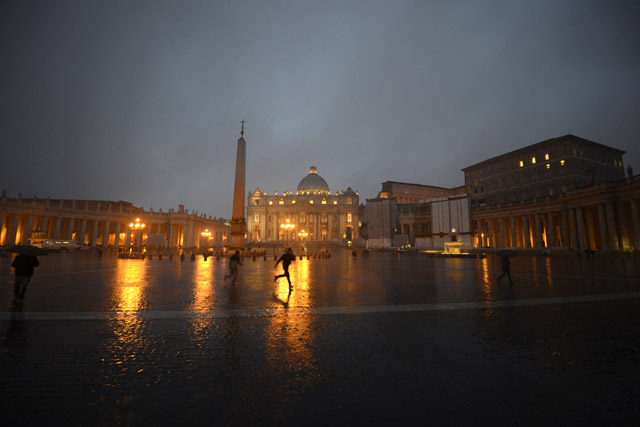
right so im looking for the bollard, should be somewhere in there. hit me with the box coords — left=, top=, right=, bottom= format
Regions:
left=307, top=254, right=310, bottom=260
left=180, top=253, right=185, bottom=261
left=204, top=255, right=208, bottom=261
left=264, top=254, right=267, bottom=261
left=191, top=253, right=195, bottom=261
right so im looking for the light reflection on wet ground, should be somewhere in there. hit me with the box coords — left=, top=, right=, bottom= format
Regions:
left=1, top=249, right=639, bottom=312
left=1, top=249, right=639, bottom=425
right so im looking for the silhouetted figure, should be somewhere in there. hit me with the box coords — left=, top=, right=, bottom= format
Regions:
left=496, top=256, right=513, bottom=284
left=224, top=250, right=243, bottom=284
left=352, top=250, right=357, bottom=260
left=98, top=247, right=103, bottom=259
left=275, top=248, right=295, bottom=289
left=11, top=254, right=39, bottom=300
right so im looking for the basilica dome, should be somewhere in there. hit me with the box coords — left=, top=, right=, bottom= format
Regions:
left=296, top=162, right=330, bottom=195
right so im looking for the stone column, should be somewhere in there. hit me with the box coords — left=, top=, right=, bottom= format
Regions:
left=510, top=217, right=517, bottom=248
left=498, top=218, right=505, bottom=248
left=605, top=203, right=619, bottom=250
left=103, top=221, right=110, bottom=247
left=0, top=213, right=4, bottom=245
left=560, top=207, right=569, bottom=248
left=533, top=214, right=542, bottom=248
left=23, top=215, right=35, bottom=244
left=65, top=219, right=74, bottom=240
left=80, top=219, right=87, bottom=245
left=631, top=200, right=640, bottom=250
left=487, top=218, right=495, bottom=248
left=124, top=226, right=131, bottom=247
left=522, top=216, right=530, bottom=248
left=547, top=212, right=556, bottom=248
left=54, top=216, right=62, bottom=239
left=91, top=221, right=99, bottom=248
left=168, top=224, right=174, bottom=248
left=568, top=208, right=577, bottom=249
left=8, top=215, right=20, bottom=246
left=597, top=204, right=608, bottom=250
left=40, top=216, right=49, bottom=238
left=114, top=222, right=121, bottom=248
left=576, top=207, right=586, bottom=251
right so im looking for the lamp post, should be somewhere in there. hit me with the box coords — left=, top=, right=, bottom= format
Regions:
left=129, top=218, right=146, bottom=254
left=280, top=218, right=295, bottom=248
left=201, top=229, right=212, bottom=253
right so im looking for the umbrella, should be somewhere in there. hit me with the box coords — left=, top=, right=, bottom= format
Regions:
left=497, top=249, right=518, bottom=258
left=7, top=245, right=48, bottom=256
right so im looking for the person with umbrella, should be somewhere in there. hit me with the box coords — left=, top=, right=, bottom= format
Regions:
left=9, top=245, right=44, bottom=300
left=496, top=249, right=516, bottom=284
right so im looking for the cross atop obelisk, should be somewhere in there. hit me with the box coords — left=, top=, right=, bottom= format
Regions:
left=230, top=121, right=247, bottom=250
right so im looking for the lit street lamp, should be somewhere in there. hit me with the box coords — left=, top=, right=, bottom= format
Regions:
left=129, top=218, right=146, bottom=253
left=280, top=218, right=295, bottom=247
left=201, top=229, right=212, bottom=252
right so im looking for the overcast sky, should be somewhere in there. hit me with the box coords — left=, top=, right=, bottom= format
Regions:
left=2, top=0, right=639, bottom=218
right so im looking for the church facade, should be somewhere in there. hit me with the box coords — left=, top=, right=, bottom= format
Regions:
left=246, top=163, right=360, bottom=246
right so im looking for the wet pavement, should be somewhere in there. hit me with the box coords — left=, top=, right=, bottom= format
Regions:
left=1, top=249, right=639, bottom=425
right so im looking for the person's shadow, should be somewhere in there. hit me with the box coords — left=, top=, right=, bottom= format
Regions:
left=273, top=287, right=291, bottom=307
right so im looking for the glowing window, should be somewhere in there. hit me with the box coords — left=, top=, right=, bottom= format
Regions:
left=292, top=200, right=296, bottom=204
left=519, top=161, right=524, bottom=167
left=253, top=213, right=260, bottom=222
left=545, top=153, right=549, bottom=160
left=268, top=201, right=273, bottom=205
left=560, top=160, right=565, bottom=166
left=278, top=200, right=284, bottom=205
left=309, top=200, right=314, bottom=204
left=333, top=200, right=337, bottom=205
left=322, top=199, right=327, bottom=205
left=531, top=157, right=536, bottom=164
left=546, top=164, right=550, bottom=169
left=347, top=198, right=353, bottom=205
left=347, top=212, right=352, bottom=223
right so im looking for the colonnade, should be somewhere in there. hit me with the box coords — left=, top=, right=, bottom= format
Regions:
left=475, top=198, right=640, bottom=251
left=0, top=196, right=229, bottom=250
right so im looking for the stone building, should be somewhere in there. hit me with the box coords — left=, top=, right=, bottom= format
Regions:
left=364, top=184, right=471, bottom=249
left=246, top=163, right=360, bottom=246
left=0, top=191, right=229, bottom=250
left=462, top=134, right=640, bottom=250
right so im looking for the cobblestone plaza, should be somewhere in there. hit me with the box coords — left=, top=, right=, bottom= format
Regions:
left=1, top=250, right=639, bottom=425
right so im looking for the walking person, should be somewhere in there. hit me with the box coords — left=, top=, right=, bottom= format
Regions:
left=496, top=256, right=513, bottom=284
left=224, top=250, right=242, bottom=284
left=11, top=254, right=40, bottom=300
left=275, top=248, right=295, bottom=290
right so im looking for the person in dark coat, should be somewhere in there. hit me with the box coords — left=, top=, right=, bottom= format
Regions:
left=11, top=254, right=39, bottom=300
left=224, top=250, right=242, bottom=284
left=275, top=248, right=296, bottom=289
left=496, top=256, right=513, bottom=284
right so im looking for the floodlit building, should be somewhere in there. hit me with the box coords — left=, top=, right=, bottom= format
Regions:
left=246, top=163, right=360, bottom=246
left=0, top=191, right=229, bottom=250
left=462, top=134, right=640, bottom=250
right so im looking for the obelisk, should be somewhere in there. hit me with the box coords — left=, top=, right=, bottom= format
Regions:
left=230, top=121, right=246, bottom=250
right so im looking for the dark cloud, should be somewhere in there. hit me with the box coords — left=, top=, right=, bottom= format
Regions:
left=2, top=0, right=639, bottom=217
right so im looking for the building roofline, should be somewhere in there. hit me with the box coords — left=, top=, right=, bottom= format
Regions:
left=382, top=180, right=461, bottom=191
left=461, top=134, right=626, bottom=172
